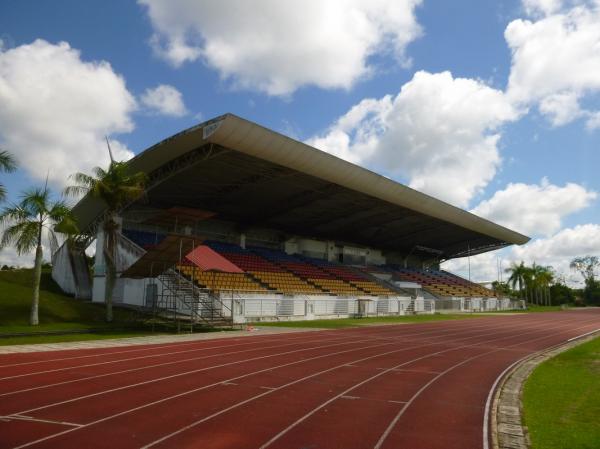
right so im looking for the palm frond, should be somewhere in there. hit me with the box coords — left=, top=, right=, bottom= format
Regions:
left=0, top=150, right=17, bottom=173
left=1, top=221, right=38, bottom=254
left=20, top=187, right=49, bottom=216
left=93, top=166, right=107, bottom=179
left=1, top=185, right=70, bottom=256
left=0, top=204, right=30, bottom=226
left=64, top=185, right=91, bottom=198
left=68, top=171, right=96, bottom=187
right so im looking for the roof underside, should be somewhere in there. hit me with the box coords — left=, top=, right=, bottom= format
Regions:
left=145, top=146, right=503, bottom=258
left=72, top=114, right=529, bottom=260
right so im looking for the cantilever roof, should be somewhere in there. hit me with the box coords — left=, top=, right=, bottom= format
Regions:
left=72, top=113, right=529, bottom=260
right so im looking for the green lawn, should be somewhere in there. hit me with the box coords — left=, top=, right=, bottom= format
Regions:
left=523, top=336, right=600, bottom=449
left=251, top=313, right=484, bottom=329
left=525, top=305, right=567, bottom=313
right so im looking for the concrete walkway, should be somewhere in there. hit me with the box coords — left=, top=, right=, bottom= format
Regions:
left=0, top=326, right=322, bottom=354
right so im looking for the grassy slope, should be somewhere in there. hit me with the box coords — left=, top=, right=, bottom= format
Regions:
left=0, top=269, right=139, bottom=332
left=0, top=269, right=156, bottom=345
left=523, top=336, right=600, bottom=449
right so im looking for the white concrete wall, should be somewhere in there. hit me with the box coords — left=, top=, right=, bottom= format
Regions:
left=52, top=243, right=76, bottom=296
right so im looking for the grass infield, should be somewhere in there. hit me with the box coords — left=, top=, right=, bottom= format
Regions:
left=523, top=336, right=600, bottom=449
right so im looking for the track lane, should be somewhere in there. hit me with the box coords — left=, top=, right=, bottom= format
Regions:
left=145, top=312, right=600, bottom=449
left=5, top=318, right=542, bottom=449
left=1, top=310, right=597, bottom=449
left=5, top=316, right=545, bottom=419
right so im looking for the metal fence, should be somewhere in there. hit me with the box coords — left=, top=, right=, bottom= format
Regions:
left=213, top=294, right=440, bottom=323
left=433, top=297, right=525, bottom=313
left=193, top=292, right=526, bottom=323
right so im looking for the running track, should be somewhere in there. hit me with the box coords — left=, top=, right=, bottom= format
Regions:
left=1, top=310, right=599, bottom=449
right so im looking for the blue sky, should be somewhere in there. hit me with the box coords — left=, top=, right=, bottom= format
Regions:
left=0, top=0, right=599, bottom=284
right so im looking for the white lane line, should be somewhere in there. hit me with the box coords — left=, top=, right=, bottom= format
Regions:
left=0, top=330, right=332, bottom=369
left=13, top=337, right=375, bottom=415
left=15, top=316, right=536, bottom=413
left=567, top=328, right=600, bottom=342
left=14, top=320, right=520, bottom=449
left=11, top=314, right=583, bottom=449
left=0, top=334, right=363, bottom=398
left=0, top=332, right=350, bottom=380
left=484, top=322, right=600, bottom=449
left=481, top=358, right=524, bottom=449
left=20, top=320, right=490, bottom=416
left=15, top=341, right=412, bottom=449
left=2, top=414, right=82, bottom=428
left=0, top=318, right=476, bottom=379
left=2, top=319, right=500, bottom=398
left=258, top=314, right=600, bottom=449
left=375, top=317, right=600, bottom=449
left=147, top=317, right=563, bottom=449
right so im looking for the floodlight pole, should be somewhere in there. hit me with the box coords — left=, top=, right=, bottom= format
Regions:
left=467, top=242, right=472, bottom=301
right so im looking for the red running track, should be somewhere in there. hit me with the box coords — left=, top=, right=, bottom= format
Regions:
left=0, top=309, right=599, bottom=449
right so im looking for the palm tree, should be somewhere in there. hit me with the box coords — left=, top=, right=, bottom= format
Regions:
left=505, top=261, right=527, bottom=301
left=0, top=150, right=18, bottom=202
left=66, top=161, right=147, bottom=322
left=536, top=266, right=554, bottom=306
left=0, top=186, right=72, bottom=325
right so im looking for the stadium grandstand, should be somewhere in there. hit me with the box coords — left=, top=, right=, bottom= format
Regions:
left=51, top=114, right=529, bottom=326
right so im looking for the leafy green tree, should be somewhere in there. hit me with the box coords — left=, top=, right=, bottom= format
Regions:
left=549, top=283, right=575, bottom=306
left=0, top=186, right=72, bottom=325
left=570, top=256, right=600, bottom=305
left=491, top=281, right=511, bottom=297
left=0, top=150, right=18, bottom=202
left=570, top=256, right=599, bottom=284
left=66, top=162, right=147, bottom=322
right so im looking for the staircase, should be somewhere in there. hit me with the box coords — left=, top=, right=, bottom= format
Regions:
left=158, top=269, right=233, bottom=327
left=118, top=231, right=233, bottom=328
left=406, top=298, right=415, bottom=314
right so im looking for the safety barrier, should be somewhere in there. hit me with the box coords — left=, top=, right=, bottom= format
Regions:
left=434, top=297, right=525, bottom=313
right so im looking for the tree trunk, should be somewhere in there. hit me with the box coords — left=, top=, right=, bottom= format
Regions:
left=103, top=218, right=118, bottom=323
left=104, top=250, right=115, bottom=323
left=30, top=243, right=43, bottom=325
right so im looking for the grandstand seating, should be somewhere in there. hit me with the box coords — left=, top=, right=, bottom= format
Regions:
left=178, top=263, right=266, bottom=294
left=390, top=267, right=496, bottom=298
left=298, top=255, right=397, bottom=296
left=205, top=242, right=323, bottom=295
left=123, top=230, right=488, bottom=299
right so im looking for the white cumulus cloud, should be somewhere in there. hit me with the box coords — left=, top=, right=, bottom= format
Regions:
left=0, top=40, right=136, bottom=187
left=443, top=224, right=600, bottom=286
left=471, top=178, right=597, bottom=237
left=140, top=84, right=188, bottom=117
left=139, top=0, right=423, bottom=96
left=511, top=224, right=600, bottom=284
left=506, top=4, right=600, bottom=126
left=309, top=71, right=519, bottom=207
left=522, top=0, right=565, bottom=16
